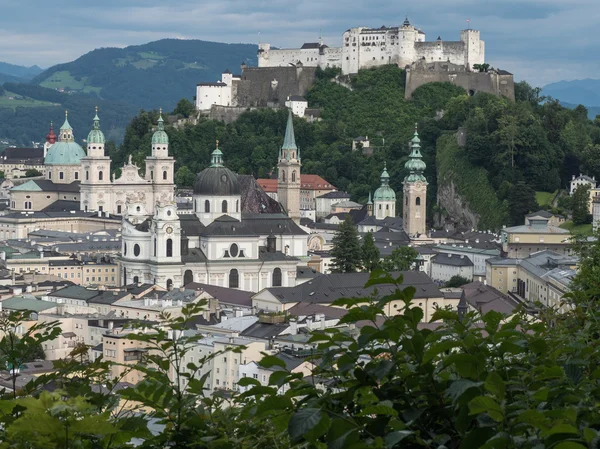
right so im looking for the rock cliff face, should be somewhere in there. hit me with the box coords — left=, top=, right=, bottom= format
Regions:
left=436, top=176, right=480, bottom=230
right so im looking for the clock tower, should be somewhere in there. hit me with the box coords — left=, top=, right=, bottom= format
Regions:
left=151, top=201, right=182, bottom=265
left=402, top=125, right=428, bottom=237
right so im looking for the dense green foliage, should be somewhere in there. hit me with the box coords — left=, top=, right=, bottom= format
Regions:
left=445, top=275, right=471, bottom=288
left=361, top=232, right=381, bottom=272
left=572, top=184, right=592, bottom=225
left=2, top=233, right=600, bottom=447
left=32, top=39, right=257, bottom=111
left=381, top=247, right=419, bottom=272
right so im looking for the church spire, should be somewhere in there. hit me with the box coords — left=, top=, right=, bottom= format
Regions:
left=404, top=124, right=427, bottom=182
left=87, top=106, right=105, bottom=145
left=282, top=109, right=298, bottom=152
left=152, top=108, right=169, bottom=145
left=59, top=110, right=74, bottom=142
left=61, top=110, right=72, bottom=131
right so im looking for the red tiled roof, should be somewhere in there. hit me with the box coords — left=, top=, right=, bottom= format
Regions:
left=257, top=175, right=336, bottom=193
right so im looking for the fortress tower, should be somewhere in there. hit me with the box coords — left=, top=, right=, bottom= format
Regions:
left=402, top=126, right=428, bottom=237
left=277, top=110, right=301, bottom=225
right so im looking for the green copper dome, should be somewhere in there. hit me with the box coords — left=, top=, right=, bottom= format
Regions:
left=152, top=112, right=169, bottom=145
left=87, top=108, right=105, bottom=145
left=45, top=112, right=86, bottom=165
left=404, top=126, right=427, bottom=183
left=373, top=162, right=396, bottom=201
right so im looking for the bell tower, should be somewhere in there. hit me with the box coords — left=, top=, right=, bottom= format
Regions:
left=277, top=110, right=301, bottom=225
left=145, top=109, right=175, bottom=204
left=402, top=125, right=428, bottom=237
left=80, top=107, right=111, bottom=212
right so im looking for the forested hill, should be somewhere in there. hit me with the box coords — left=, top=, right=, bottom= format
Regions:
left=31, top=39, right=258, bottom=110
left=116, top=65, right=600, bottom=231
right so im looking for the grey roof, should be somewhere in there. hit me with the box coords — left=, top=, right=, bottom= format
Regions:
left=0, top=147, right=44, bottom=162
left=504, top=223, right=569, bottom=235
left=317, top=191, right=351, bottom=199
left=1, top=296, right=56, bottom=312
left=573, top=174, right=596, bottom=183
left=297, top=267, right=321, bottom=280
left=526, top=210, right=554, bottom=219
left=240, top=322, right=289, bottom=339
left=486, top=257, right=521, bottom=266
left=260, top=271, right=441, bottom=305
left=431, top=253, right=474, bottom=267
left=461, top=282, right=519, bottom=315
left=201, top=216, right=256, bottom=237
left=241, top=213, right=307, bottom=236
left=179, top=214, right=205, bottom=237
left=301, top=43, right=321, bottom=49
left=194, top=166, right=241, bottom=196
left=185, top=282, right=253, bottom=307
left=31, top=180, right=81, bottom=193
left=0, top=211, right=119, bottom=220
left=259, top=247, right=299, bottom=262
left=49, top=259, right=80, bottom=267
left=519, top=250, right=578, bottom=278
left=49, top=286, right=101, bottom=301
left=196, top=82, right=227, bottom=86
left=41, top=200, right=81, bottom=212
left=287, top=95, right=306, bottom=101
left=88, top=290, right=130, bottom=305
left=238, top=175, right=282, bottom=214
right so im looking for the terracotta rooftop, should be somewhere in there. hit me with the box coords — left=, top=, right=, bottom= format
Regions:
left=257, top=175, right=336, bottom=193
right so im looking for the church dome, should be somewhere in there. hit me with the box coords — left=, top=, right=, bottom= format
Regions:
left=87, top=109, right=105, bottom=144
left=152, top=112, right=169, bottom=145
left=373, top=162, right=396, bottom=201
left=45, top=113, right=86, bottom=165
left=194, top=146, right=241, bottom=196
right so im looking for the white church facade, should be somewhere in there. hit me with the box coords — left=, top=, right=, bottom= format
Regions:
left=258, top=18, right=484, bottom=75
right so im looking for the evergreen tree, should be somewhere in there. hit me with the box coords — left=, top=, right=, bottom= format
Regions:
left=572, top=184, right=592, bottom=225
left=381, top=246, right=418, bottom=272
left=330, top=217, right=361, bottom=273
left=445, top=275, right=470, bottom=288
left=508, top=182, right=539, bottom=226
left=361, top=232, right=380, bottom=272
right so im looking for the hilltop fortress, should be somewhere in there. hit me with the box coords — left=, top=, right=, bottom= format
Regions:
left=258, top=18, right=485, bottom=74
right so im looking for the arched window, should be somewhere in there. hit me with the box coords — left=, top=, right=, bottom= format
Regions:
left=59, top=172, right=64, bottom=180
left=166, top=279, right=173, bottom=289
left=123, top=243, right=127, bottom=256
left=273, top=268, right=282, bottom=287
left=184, top=270, right=193, bottom=285
left=405, top=196, right=408, bottom=206
left=133, top=244, right=140, bottom=257
left=74, top=172, right=79, bottom=180
left=123, top=267, right=127, bottom=286
left=153, top=238, right=157, bottom=257
left=229, top=269, right=239, bottom=289
left=133, top=276, right=139, bottom=284
left=379, top=204, right=382, bottom=210
left=150, top=171, right=154, bottom=180
left=117, top=205, right=122, bottom=214
left=98, top=171, right=103, bottom=181
left=292, top=171, right=296, bottom=182
left=222, top=200, right=228, bottom=213
left=236, top=200, right=239, bottom=212
left=48, top=171, right=52, bottom=180
left=166, top=238, right=173, bottom=257
left=282, top=171, right=286, bottom=182
left=205, top=200, right=210, bottom=213
left=163, top=171, right=167, bottom=180
left=386, top=204, right=389, bottom=210
left=416, top=197, right=421, bottom=206
left=85, top=171, right=89, bottom=181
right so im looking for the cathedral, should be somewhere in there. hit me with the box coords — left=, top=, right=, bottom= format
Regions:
left=119, top=110, right=308, bottom=290
left=10, top=109, right=174, bottom=215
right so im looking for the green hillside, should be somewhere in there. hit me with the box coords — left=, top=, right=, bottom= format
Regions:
left=113, top=65, right=600, bottom=230
left=32, top=39, right=258, bottom=111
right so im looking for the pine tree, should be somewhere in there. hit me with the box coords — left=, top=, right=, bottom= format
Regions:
left=572, top=184, right=592, bottom=225
left=381, top=246, right=419, bottom=272
left=330, top=217, right=362, bottom=273
left=361, top=232, right=380, bottom=272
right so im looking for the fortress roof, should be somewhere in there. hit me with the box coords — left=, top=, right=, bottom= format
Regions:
left=196, top=82, right=227, bottom=87
left=301, top=43, right=321, bottom=49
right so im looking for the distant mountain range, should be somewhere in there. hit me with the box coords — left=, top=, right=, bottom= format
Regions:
left=543, top=79, right=600, bottom=118
left=31, top=39, right=257, bottom=110
left=0, top=39, right=257, bottom=145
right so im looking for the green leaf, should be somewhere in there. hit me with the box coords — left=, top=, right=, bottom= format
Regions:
left=237, top=377, right=261, bottom=387
left=484, top=372, right=505, bottom=401
left=468, top=396, right=503, bottom=422
left=288, top=407, right=322, bottom=439
left=259, top=355, right=287, bottom=369
left=446, top=353, right=481, bottom=379
left=423, top=338, right=460, bottom=363
left=544, top=423, right=580, bottom=437
left=446, top=379, right=483, bottom=404
left=459, top=428, right=495, bottom=449
left=553, top=443, right=587, bottom=449
left=385, top=430, right=413, bottom=448
left=358, top=403, right=398, bottom=417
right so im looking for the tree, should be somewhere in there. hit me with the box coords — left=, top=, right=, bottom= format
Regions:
left=172, top=98, right=196, bottom=118
left=445, top=275, right=470, bottom=288
left=361, top=232, right=380, bottom=272
left=330, top=217, right=362, bottom=273
left=381, top=246, right=418, bottom=271
left=572, top=183, right=592, bottom=225
left=508, top=182, right=539, bottom=226
left=175, top=166, right=196, bottom=187
left=24, top=168, right=42, bottom=177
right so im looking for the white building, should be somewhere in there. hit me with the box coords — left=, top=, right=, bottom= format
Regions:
left=284, top=95, right=308, bottom=117
left=258, top=18, right=484, bottom=75
left=434, top=243, right=500, bottom=280
left=594, top=196, right=600, bottom=231
left=120, top=119, right=308, bottom=290
left=430, top=253, right=474, bottom=283
left=570, top=174, right=596, bottom=195
left=195, top=70, right=240, bottom=111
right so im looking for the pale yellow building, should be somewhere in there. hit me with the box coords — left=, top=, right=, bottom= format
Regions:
left=485, top=258, right=520, bottom=293
left=501, top=217, right=571, bottom=259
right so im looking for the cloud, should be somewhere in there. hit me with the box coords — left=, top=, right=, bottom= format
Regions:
left=0, top=0, right=597, bottom=85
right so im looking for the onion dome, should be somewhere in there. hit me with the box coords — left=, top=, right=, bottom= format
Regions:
left=373, top=162, right=396, bottom=201
left=403, top=16, right=411, bottom=27
left=87, top=107, right=105, bottom=144
left=194, top=141, right=241, bottom=196
left=404, top=125, right=427, bottom=183
left=45, top=122, right=57, bottom=144
left=44, top=111, right=86, bottom=165
left=152, top=109, right=169, bottom=145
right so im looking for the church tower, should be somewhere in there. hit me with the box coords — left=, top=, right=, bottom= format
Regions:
left=80, top=107, right=112, bottom=212
left=145, top=110, right=175, bottom=204
left=43, top=122, right=56, bottom=158
left=277, top=109, right=301, bottom=225
left=373, top=163, right=396, bottom=219
left=402, top=125, right=428, bottom=237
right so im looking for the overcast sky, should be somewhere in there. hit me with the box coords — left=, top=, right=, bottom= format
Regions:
left=1, top=0, right=597, bottom=86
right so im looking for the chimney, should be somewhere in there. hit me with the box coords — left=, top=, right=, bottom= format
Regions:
left=98, top=210, right=102, bottom=218
left=234, top=308, right=243, bottom=318
left=179, top=286, right=185, bottom=292
left=289, top=318, right=297, bottom=335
